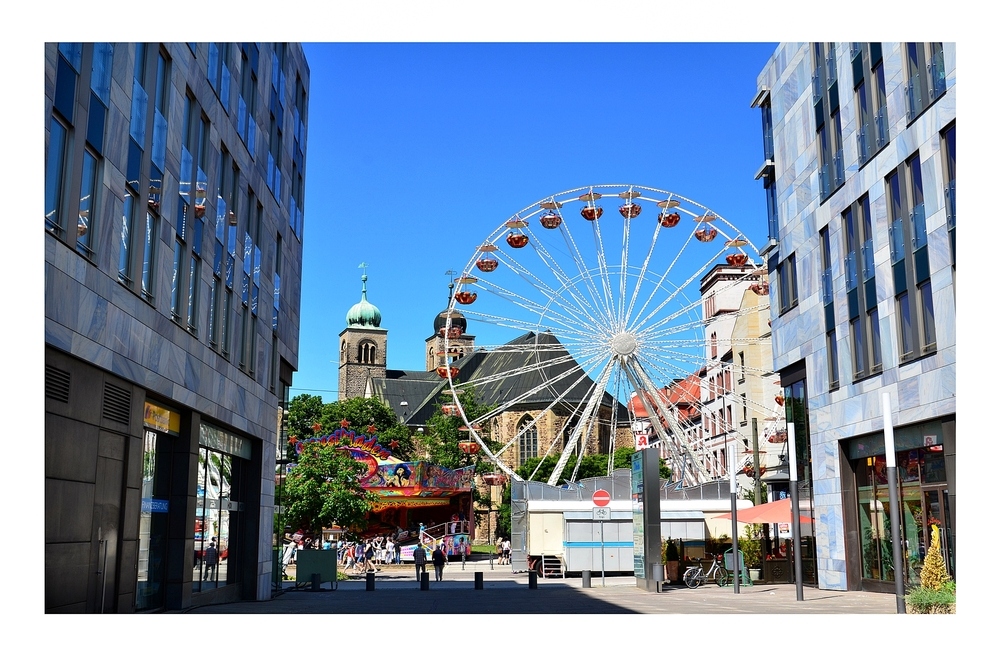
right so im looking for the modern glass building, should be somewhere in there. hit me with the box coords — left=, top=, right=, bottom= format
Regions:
left=44, top=42, right=309, bottom=612
left=752, top=43, right=955, bottom=592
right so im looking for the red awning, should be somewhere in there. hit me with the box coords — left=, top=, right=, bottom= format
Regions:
left=713, top=497, right=812, bottom=524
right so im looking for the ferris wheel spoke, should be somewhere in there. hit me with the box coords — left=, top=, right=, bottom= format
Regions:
left=461, top=310, right=600, bottom=344
left=585, top=202, right=619, bottom=329
left=456, top=348, right=609, bottom=427
left=491, top=246, right=608, bottom=334
left=468, top=278, right=602, bottom=338
left=555, top=205, right=618, bottom=323
left=472, top=348, right=610, bottom=473
left=521, top=225, right=613, bottom=333
left=629, top=242, right=729, bottom=335
left=546, top=358, right=615, bottom=486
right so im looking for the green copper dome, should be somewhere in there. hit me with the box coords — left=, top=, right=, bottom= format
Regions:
left=346, top=274, right=382, bottom=327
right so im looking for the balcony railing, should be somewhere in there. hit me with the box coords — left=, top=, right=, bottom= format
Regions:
left=890, top=217, right=905, bottom=263
left=845, top=254, right=858, bottom=290
left=861, top=239, right=875, bottom=281
left=822, top=269, right=833, bottom=304
left=945, top=180, right=956, bottom=230
left=826, top=51, right=837, bottom=86
left=874, top=106, right=888, bottom=149
left=857, top=122, right=871, bottom=163
left=812, top=69, right=823, bottom=104
left=929, top=48, right=947, bottom=101
left=911, top=203, right=927, bottom=249
left=833, top=149, right=845, bottom=188
left=905, top=80, right=924, bottom=122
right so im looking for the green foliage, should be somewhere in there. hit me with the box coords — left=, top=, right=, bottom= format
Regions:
left=662, top=538, right=679, bottom=561
left=515, top=448, right=671, bottom=483
left=282, top=442, right=377, bottom=537
left=287, top=394, right=416, bottom=460
left=905, top=580, right=956, bottom=613
left=738, top=535, right=762, bottom=568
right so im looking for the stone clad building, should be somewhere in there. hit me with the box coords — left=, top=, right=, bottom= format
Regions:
left=45, top=42, right=308, bottom=612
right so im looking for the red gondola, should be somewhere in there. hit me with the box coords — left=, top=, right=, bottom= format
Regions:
left=581, top=206, right=603, bottom=221
left=726, top=253, right=749, bottom=266
left=539, top=211, right=562, bottom=229
left=506, top=233, right=529, bottom=248
left=619, top=203, right=641, bottom=218
left=659, top=212, right=681, bottom=227
left=695, top=226, right=718, bottom=242
left=455, top=291, right=477, bottom=305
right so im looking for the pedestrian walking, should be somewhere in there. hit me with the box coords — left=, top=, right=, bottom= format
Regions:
left=413, top=544, right=427, bottom=582
left=394, top=538, right=402, bottom=564
left=205, top=538, right=219, bottom=579
left=431, top=545, right=446, bottom=581
left=501, top=537, right=511, bottom=565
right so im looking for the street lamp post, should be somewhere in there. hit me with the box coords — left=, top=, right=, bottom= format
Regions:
left=882, top=392, right=907, bottom=614
left=788, top=422, right=803, bottom=602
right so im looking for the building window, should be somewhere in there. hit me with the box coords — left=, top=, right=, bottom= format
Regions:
left=905, top=43, right=946, bottom=122
left=813, top=42, right=844, bottom=201
left=826, top=327, right=840, bottom=391
left=777, top=254, right=798, bottom=314
left=853, top=43, right=890, bottom=166
left=141, top=210, right=157, bottom=301
left=238, top=44, right=258, bottom=155
left=843, top=196, right=881, bottom=379
left=358, top=341, right=377, bottom=364
left=941, top=122, right=956, bottom=267
left=45, top=117, right=70, bottom=234
left=887, top=154, right=935, bottom=361
left=518, top=415, right=538, bottom=464
left=208, top=43, right=232, bottom=112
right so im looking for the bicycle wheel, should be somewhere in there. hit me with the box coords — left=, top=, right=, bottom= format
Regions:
left=714, top=566, right=728, bottom=587
left=683, top=568, right=702, bottom=589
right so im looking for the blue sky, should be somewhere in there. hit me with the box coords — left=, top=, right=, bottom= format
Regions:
left=292, top=42, right=779, bottom=403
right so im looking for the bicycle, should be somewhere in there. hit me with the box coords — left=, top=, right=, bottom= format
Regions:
left=682, top=554, right=729, bottom=588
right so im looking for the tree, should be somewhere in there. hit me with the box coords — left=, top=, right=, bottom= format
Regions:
left=320, top=396, right=416, bottom=460
left=287, top=394, right=416, bottom=461
left=281, top=441, right=377, bottom=539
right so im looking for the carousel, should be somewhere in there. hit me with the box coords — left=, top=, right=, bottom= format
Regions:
left=289, top=421, right=475, bottom=559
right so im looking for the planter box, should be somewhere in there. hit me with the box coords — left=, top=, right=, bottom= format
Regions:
left=665, top=561, right=679, bottom=583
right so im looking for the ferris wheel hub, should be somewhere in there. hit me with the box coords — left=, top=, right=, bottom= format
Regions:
left=610, top=332, right=638, bottom=356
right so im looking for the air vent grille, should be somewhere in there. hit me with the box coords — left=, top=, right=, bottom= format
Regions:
left=102, top=383, right=132, bottom=425
left=45, top=365, right=71, bottom=403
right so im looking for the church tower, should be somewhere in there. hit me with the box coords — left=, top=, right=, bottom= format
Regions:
left=425, top=279, right=476, bottom=371
left=339, top=268, right=387, bottom=399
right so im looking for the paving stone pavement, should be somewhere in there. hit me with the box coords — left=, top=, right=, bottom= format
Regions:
left=175, top=559, right=898, bottom=615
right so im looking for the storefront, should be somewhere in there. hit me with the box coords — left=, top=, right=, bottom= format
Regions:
left=193, top=423, right=253, bottom=596
left=842, top=416, right=956, bottom=592
left=135, top=401, right=182, bottom=611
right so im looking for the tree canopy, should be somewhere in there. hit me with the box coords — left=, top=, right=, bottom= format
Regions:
left=287, top=394, right=415, bottom=461
left=281, top=441, right=377, bottom=538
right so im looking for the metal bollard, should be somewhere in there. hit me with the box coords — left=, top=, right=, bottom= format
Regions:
left=581, top=570, right=591, bottom=588
left=366, top=572, right=375, bottom=591
left=474, top=571, right=484, bottom=590
left=528, top=571, right=537, bottom=589
left=311, top=573, right=321, bottom=591
left=420, top=572, right=430, bottom=590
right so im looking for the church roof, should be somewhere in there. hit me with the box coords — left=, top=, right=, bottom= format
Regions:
left=369, top=331, right=626, bottom=426
left=346, top=274, right=382, bottom=327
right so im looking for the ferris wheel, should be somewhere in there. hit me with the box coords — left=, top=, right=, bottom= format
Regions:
left=438, top=184, right=772, bottom=487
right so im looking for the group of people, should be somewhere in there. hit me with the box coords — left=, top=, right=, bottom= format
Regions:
left=495, top=536, right=511, bottom=565
left=412, top=544, right=448, bottom=582
left=339, top=535, right=402, bottom=573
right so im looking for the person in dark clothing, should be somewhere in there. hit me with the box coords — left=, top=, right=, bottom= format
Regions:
left=413, top=544, right=428, bottom=582
left=431, top=545, right=446, bottom=581
left=205, top=538, right=219, bottom=579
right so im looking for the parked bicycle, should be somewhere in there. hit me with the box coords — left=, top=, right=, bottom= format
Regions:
left=682, top=554, right=728, bottom=588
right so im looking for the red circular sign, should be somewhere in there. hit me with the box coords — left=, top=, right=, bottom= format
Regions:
left=592, top=489, right=611, bottom=507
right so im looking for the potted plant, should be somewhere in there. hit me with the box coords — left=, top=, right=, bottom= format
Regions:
left=739, top=526, right=763, bottom=580
left=905, top=524, right=955, bottom=613
left=662, top=539, right=680, bottom=582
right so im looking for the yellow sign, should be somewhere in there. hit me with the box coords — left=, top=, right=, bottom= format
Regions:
left=144, top=401, right=180, bottom=435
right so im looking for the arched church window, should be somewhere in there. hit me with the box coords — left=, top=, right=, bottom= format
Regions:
left=340, top=341, right=347, bottom=363
left=358, top=340, right=377, bottom=364
left=517, top=414, right=538, bottom=464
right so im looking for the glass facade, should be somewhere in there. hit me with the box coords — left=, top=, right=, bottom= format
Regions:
left=193, top=423, right=251, bottom=593
left=853, top=445, right=953, bottom=585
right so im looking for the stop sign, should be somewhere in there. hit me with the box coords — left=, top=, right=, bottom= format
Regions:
left=592, top=489, right=611, bottom=507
